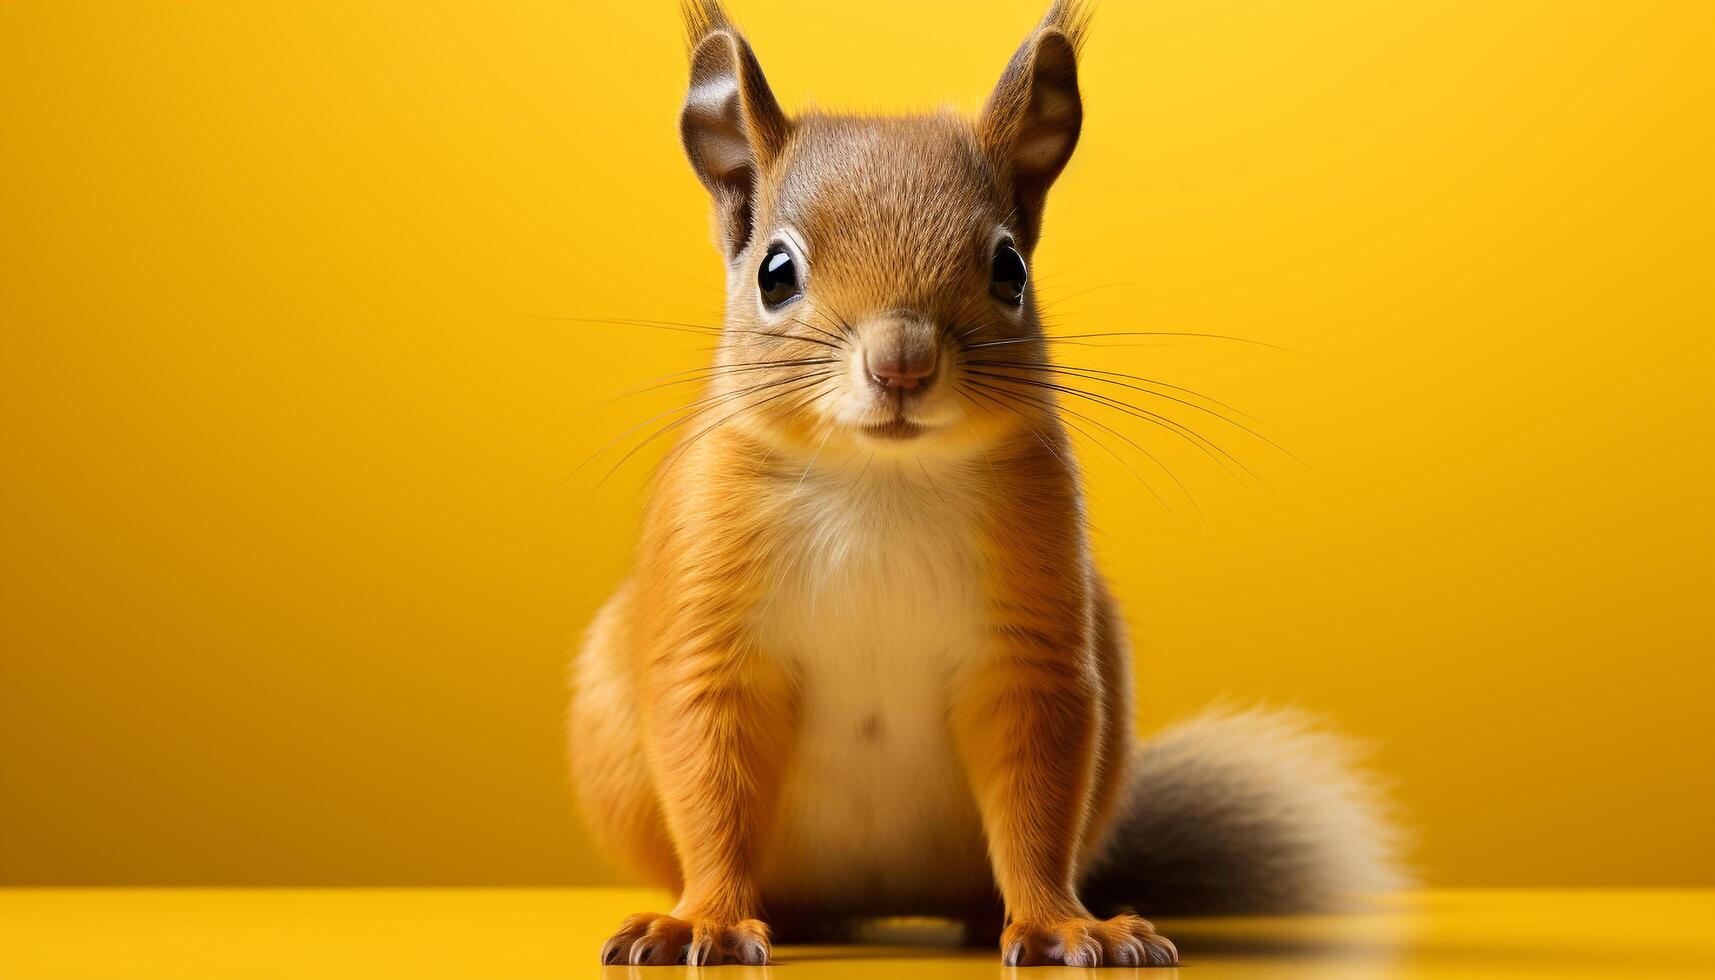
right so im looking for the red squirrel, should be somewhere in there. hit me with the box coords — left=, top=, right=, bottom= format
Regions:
left=569, top=1, right=1400, bottom=966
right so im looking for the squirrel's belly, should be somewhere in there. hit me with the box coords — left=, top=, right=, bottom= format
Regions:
left=757, top=646, right=992, bottom=916
left=751, top=517, right=993, bottom=915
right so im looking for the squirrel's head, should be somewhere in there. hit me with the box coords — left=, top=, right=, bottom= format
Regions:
left=680, top=1, right=1087, bottom=462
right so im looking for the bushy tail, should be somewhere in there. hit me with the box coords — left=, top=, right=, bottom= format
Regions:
left=1081, top=706, right=1408, bottom=916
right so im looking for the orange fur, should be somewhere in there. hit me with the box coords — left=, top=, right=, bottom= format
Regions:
left=569, top=0, right=1178, bottom=967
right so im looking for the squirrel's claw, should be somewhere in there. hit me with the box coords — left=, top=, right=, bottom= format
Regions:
left=599, top=912, right=771, bottom=967
left=1001, top=913, right=1178, bottom=968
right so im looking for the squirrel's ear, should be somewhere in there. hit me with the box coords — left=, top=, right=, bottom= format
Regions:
left=680, top=2, right=788, bottom=259
left=978, top=3, right=1088, bottom=248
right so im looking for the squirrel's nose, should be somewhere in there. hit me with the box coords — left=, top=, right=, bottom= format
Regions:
left=865, top=344, right=938, bottom=391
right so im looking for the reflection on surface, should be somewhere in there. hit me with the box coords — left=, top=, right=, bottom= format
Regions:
left=2, top=889, right=1712, bottom=979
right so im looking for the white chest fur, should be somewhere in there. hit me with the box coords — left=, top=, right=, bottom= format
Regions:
left=752, top=461, right=994, bottom=913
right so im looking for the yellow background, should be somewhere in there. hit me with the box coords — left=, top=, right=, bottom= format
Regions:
left=1, top=0, right=1710, bottom=887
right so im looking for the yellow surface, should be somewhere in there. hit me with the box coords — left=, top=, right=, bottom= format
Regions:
left=2, top=889, right=1712, bottom=979
left=2, top=2, right=1712, bottom=887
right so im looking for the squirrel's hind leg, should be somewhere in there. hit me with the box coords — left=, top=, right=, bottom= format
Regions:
left=568, top=583, right=679, bottom=889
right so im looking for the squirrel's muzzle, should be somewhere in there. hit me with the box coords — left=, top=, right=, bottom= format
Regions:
left=860, top=314, right=940, bottom=393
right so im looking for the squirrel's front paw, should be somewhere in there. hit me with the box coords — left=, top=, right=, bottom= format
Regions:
left=599, top=912, right=770, bottom=966
left=1001, top=913, right=1178, bottom=968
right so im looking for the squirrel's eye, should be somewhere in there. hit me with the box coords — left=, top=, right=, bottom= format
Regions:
left=758, top=245, right=801, bottom=308
left=990, top=242, right=1027, bottom=305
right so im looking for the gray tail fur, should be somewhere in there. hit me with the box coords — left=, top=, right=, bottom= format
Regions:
left=1081, top=706, right=1408, bottom=916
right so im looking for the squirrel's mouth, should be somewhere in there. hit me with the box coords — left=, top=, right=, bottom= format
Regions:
left=859, top=418, right=926, bottom=441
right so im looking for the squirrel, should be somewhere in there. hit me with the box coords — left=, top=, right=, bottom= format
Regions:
left=569, top=0, right=1401, bottom=967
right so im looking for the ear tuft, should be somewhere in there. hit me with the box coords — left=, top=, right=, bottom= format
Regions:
left=679, top=2, right=788, bottom=258
left=1042, top=0, right=1093, bottom=53
left=681, top=0, right=734, bottom=53
left=979, top=2, right=1091, bottom=248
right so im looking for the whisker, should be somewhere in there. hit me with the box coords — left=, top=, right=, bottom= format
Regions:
left=1035, top=280, right=1159, bottom=307
left=525, top=313, right=844, bottom=352
left=916, top=455, right=948, bottom=506
left=977, top=371, right=1255, bottom=484
left=964, top=379, right=1201, bottom=527
left=810, top=300, right=858, bottom=339
left=626, top=378, right=840, bottom=509
left=961, top=336, right=1038, bottom=352
left=953, top=322, right=991, bottom=343
left=958, top=384, right=1073, bottom=475
left=969, top=361, right=1302, bottom=468
left=966, top=371, right=1260, bottom=484
left=1049, top=331, right=1303, bottom=355
left=567, top=371, right=830, bottom=494
left=852, top=449, right=878, bottom=488
left=1044, top=402, right=1189, bottom=529
left=656, top=376, right=838, bottom=484
left=967, top=360, right=1258, bottom=422
left=610, top=372, right=836, bottom=487
left=962, top=330, right=1299, bottom=355
left=944, top=297, right=998, bottom=345
left=524, top=314, right=720, bottom=336
left=762, top=375, right=843, bottom=474
left=792, top=426, right=836, bottom=497
left=735, top=329, right=846, bottom=350
left=1029, top=426, right=1073, bottom=472
left=788, top=314, right=847, bottom=346
left=580, top=357, right=838, bottom=413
